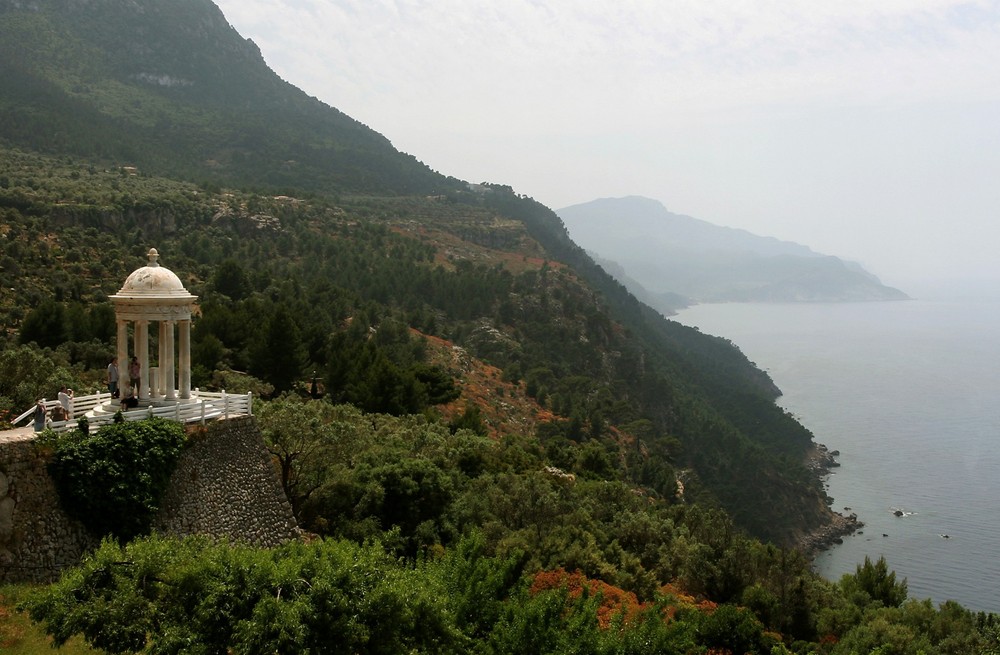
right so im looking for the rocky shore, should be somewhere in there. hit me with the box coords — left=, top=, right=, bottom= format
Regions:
left=798, top=443, right=864, bottom=555
left=805, top=442, right=841, bottom=475
left=799, top=509, right=863, bottom=555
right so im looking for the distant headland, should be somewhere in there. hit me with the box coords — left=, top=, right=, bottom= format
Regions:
left=558, top=196, right=908, bottom=314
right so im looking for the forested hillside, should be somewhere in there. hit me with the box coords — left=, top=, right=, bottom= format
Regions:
left=0, top=0, right=840, bottom=544
left=0, top=0, right=456, bottom=195
left=0, top=146, right=827, bottom=543
left=1, top=1, right=994, bottom=653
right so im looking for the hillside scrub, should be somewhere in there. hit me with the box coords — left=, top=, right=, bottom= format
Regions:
left=250, top=398, right=1000, bottom=652
left=0, top=147, right=830, bottom=544
left=21, top=532, right=1000, bottom=655
left=5, top=147, right=997, bottom=648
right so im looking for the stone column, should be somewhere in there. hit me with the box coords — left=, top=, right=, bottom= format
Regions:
left=116, top=320, right=128, bottom=388
left=131, top=320, right=141, bottom=397
left=179, top=319, right=191, bottom=399
left=164, top=320, right=176, bottom=400
left=137, top=320, right=150, bottom=400
left=158, top=321, right=168, bottom=398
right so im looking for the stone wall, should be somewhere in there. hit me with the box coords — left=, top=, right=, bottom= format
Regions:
left=155, top=416, right=299, bottom=546
left=0, top=416, right=298, bottom=583
left=0, top=438, right=97, bottom=583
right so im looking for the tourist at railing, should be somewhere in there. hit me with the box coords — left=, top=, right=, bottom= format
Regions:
left=57, top=386, right=74, bottom=420
left=33, top=399, right=47, bottom=432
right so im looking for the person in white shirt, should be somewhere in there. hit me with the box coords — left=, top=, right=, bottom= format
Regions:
left=57, top=385, right=74, bottom=420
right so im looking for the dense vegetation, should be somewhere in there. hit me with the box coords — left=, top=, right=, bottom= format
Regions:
left=22, top=534, right=781, bottom=655
left=1, top=1, right=994, bottom=652
left=0, top=145, right=825, bottom=545
left=11, top=401, right=1000, bottom=653
left=18, top=488, right=1000, bottom=654
left=44, top=418, right=188, bottom=541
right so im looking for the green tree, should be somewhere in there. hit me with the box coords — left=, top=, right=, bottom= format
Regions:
left=47, top=418, right=187, bottom=540
left=449, top=402, right=486, bottom=435
left=211, top=257, right=251, bottom=301
left=25, top=535, right=465, bottom=655
left=694, top=603, right=772, bottom=655
left=0, top=344, right=75, bottom=420
left=257, top=397, right=343, bottom=517
left=842, top=556, right=909, bottom=609
left=18, top=298, right=68, bottom=348
left=486, top=585, right=602, bottom=655
left=349, top=457, right=455, bottom=554
left=249, top=307, right=306, bottom=394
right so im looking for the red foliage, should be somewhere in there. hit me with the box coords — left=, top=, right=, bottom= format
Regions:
left=534, top=409, right=558, bottom=423
left=412, top=327, right=557, bottom=439
left=530, top=569, right=650, bottom=629
left=659, top=582, right=697, bottom=605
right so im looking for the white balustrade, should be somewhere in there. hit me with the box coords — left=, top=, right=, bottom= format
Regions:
left=13, top=390, right=254, bottom=434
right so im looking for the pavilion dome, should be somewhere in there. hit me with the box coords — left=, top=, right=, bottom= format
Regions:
left=115, top=248, right=193, bottom=298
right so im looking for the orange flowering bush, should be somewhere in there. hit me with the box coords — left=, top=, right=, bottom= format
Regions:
left=530, top=568, right=650, bottom=629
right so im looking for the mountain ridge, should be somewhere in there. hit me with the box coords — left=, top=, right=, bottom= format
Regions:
left=567, top=195, right=820, bottom=257
left=558, top=195, right=908, bottom=312
left=0, top=0, right=457, bottom=195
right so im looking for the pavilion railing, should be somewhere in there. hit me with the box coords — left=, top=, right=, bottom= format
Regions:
left=12, top=390, right=253, bottom=434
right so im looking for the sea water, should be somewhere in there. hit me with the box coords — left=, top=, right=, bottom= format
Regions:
left=673, top=297, right=1000, bottom=612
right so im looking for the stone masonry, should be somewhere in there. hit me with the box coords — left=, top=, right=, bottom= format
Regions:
left=0, top=435, right=98, bottom=583
left=155, top=416, right=299, bottom=546
left=0, top=416, right=298, bottom=583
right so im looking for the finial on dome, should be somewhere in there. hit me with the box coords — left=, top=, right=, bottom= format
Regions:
left=147, top=248, right=160, bottom=267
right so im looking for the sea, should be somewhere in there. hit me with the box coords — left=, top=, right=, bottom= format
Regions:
left=673, top=290, right=1000, bottom=612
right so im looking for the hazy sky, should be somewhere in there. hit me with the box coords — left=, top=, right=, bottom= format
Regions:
left=213, top=0, right=1000, bottom=289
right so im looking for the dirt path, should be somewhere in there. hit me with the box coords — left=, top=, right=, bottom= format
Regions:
left=0, top=426, right=37, bottom=444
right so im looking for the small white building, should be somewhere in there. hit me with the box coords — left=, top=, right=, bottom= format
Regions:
left=110, top=248, right=197, bottom=402
left=11, top=249, right=251, bottom=432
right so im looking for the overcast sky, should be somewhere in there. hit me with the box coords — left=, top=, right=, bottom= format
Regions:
left=213, top=0, right=1000, bottom=291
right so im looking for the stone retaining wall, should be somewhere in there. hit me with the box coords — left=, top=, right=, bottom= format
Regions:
left=0, top=438, right=97, bottom=583
left=155, top=416, right=299, bottom=546
left=0, top=416, right=298, bottom=583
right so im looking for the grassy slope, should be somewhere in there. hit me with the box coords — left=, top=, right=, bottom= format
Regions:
left=0, top=585, right=97, bottom=654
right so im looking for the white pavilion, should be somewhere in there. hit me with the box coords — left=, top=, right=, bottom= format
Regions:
left=10, top=248, right=251, bottom=431
left=110, top=248, right=197, bottom=403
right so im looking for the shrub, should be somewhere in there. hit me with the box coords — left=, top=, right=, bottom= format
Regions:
left=48, top=418, right=187, bottom=540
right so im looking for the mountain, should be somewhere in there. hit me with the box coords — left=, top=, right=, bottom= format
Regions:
left=0, top=0, right=460, bottom=196
left=0, top=0, right=844, bottom=550
left=558, top=196, right=908, bottom=312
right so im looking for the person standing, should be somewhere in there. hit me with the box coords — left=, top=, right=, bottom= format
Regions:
left=128, top=356, right=141, bottom=396
left=33, top=399, right=47, bottom=432
left=57, top=385, right=74, bottom=420
left=107, top=357, right=120, bottom=398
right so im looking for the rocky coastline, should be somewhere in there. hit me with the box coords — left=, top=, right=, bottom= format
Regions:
left=798, top=443, right=863, bottom=556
